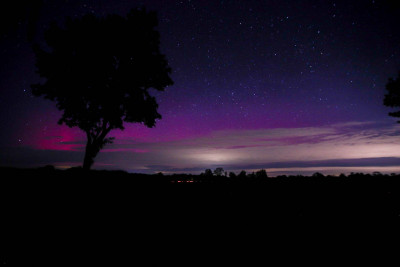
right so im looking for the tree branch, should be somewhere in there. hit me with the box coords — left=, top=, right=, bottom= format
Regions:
left=100, top=125, right=112, bottom=140
left=86, top=130, right=92, bottom=145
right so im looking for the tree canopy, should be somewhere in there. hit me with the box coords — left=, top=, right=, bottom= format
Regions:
left=32, top=8, right=173, bottom=169
left=384, top=72, right=400, bottom=121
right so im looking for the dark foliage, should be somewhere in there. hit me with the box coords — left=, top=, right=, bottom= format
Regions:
left=255, top=168, right=268, bottom=179
left=213, top=167, right=225, bottom=176
left=384, top=71, right=400, bottom=121
left=202, top=168, right=213, bottom=177
left=31, top=8, right=173, bottom=169
left=238, top=170, right=247, bottom=178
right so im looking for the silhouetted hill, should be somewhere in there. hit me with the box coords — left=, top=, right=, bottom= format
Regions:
left=1, top=167, right=400, bottom=265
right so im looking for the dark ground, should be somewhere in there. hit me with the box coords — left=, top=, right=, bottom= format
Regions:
left=1, top=167, right=400, bottom=265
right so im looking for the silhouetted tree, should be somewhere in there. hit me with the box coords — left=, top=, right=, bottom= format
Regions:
left=204, top=169, right=213, bottom=177
left=384, top=72, right=400, bottom=121
left=255, top=169, right=268, bottom=179
left=31, top=8, right=173, bottom=170
left=312, top=172, right=324, bottom=178
left=213, top=167, right=224, bottom=176
left=238, top=170, right=247, bottom=179
left=247, top=172, right=256, bottom=179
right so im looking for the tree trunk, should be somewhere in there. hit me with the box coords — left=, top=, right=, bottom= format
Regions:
left=82, top=143, right=95, bottom=170
left=82, top=138, right=101, bottom=170
left=82, top=126, right=111, bottom=170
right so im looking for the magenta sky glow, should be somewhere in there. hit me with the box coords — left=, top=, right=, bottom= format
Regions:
left=1, top=0, right=400, bottom=175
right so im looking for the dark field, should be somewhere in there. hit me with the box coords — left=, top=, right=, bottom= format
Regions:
left=2, top=167, right=400, bottom=265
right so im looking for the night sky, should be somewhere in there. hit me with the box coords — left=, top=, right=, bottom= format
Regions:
left=1, top=0, right=400, bottom=175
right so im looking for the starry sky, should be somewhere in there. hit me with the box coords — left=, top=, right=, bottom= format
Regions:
left=1, top=0, right=400, bottom=175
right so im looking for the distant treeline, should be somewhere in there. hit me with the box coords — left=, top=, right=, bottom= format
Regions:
left=1, top=165, right=399, bottom=184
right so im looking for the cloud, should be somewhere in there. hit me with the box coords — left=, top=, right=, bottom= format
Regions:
left=4, top=120, right=400, bottom=175
left=94, top=120, right=400, bottom=173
